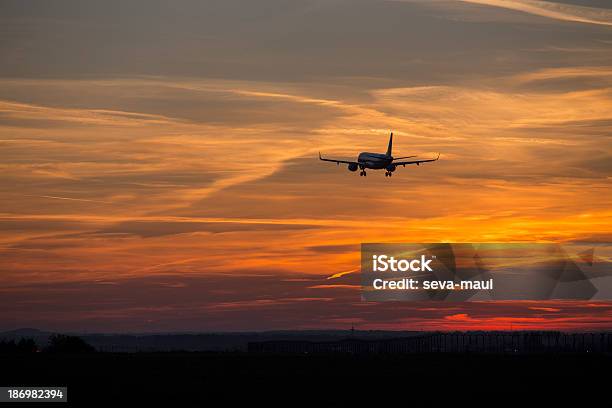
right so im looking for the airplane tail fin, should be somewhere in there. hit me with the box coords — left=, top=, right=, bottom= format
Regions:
left=386, top=132, right=393, bottom=157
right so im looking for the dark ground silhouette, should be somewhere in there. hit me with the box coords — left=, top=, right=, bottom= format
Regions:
left=0, top=351, right=609, bottom=405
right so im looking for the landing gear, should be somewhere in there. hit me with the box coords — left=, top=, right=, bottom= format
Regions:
left=359, top=170, right=367, bottom=177
left=385, top=171, right=393, bottom=177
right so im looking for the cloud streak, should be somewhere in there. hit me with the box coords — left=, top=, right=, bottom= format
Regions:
left=457, top=0, right=612, bottom=26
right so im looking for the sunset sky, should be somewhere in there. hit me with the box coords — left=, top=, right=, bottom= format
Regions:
left=1, top=0, right=611, bottom=332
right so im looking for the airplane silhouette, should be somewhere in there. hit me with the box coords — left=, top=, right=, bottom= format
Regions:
left=319, top=132, right=439, bottom=177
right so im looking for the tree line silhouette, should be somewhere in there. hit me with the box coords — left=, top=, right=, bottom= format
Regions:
left=0, top=334, right=95, bottom=353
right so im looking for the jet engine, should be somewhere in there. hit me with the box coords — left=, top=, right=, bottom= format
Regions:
left=348, top=163, right=358, bottom=172
left=386, top=164, right=396, bottom=172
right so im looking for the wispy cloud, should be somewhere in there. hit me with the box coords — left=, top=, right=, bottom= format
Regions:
left=457, top=0, right=612, bottom=26
left=26, top=195, right=115, bottom=205
left=326, top=269, right=359, bottom=280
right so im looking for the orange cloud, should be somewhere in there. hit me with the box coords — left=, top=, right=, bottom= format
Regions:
left=1, top=61, right=611, bottom=331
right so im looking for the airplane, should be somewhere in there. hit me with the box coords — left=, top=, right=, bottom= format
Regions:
left=319, top=132, right=439, bottom=177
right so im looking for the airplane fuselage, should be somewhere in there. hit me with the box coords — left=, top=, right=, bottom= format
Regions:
left=357, top=152, right=393, bottom=169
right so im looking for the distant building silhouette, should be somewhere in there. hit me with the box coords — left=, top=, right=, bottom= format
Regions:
left=248, top=331, right=612, bottom=354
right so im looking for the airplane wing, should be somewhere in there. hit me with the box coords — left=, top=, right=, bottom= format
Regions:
left=394, top=153, right=440, bottom=167
left=319, top=152, right=359, bottom=166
